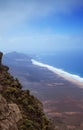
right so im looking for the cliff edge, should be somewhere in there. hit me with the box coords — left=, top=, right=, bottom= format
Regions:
left=0, top=52, right=54, bottom=130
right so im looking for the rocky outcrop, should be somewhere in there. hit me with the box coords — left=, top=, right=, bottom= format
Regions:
left=0, top=94, right=19, bottom=130
left=0, top=52, right=3, bottom=65
left=0, top=52, right=9, bottom=71
left=8, top=103, right=22, bottom=123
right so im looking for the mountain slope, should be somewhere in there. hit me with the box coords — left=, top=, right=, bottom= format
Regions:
left=0, top=52, right=54, bottom=130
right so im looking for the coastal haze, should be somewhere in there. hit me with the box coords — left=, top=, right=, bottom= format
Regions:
left=0, top=0, right=83, bottom=130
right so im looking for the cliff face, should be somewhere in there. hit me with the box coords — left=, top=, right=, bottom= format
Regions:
left=0, top=95, right=20, bottom=130
left=0, top=52, right=54, bottom=130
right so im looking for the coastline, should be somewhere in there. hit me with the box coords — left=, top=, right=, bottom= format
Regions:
left=31, top=59, right=83, bottom=88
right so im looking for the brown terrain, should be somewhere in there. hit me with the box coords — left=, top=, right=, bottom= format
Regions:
left=3, top=52, right=83, bottom=130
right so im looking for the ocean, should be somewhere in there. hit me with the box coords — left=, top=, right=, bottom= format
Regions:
left=32, top=50, right=83, bottom=82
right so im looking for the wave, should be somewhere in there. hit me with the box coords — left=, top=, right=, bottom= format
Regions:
left=31, top=59, right=83, bottom=83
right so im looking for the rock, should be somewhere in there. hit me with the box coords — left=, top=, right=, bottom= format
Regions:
left=8, top=103, right=22, bottom=122
left=0, top=94, right=18, bottom=130
left=0, top=52, right=3, bottom=65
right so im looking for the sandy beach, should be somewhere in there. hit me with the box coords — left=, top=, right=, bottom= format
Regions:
left=31, top=59, right=83, bottom=88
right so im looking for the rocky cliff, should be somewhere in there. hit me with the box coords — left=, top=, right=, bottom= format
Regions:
left=0, top=52, right=54, bottom=130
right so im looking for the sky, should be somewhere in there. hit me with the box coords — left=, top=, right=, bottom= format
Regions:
left=0, top=0, right=83, bottom=53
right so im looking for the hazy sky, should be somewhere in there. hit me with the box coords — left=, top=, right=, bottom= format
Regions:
left=0, top=0, right=83, bottom=53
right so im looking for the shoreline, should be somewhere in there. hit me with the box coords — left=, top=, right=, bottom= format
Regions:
left=31, top=59, right=83, bottom=88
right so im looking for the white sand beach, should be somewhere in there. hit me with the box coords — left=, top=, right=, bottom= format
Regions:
left=31, top=59, right=83, bottom=88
